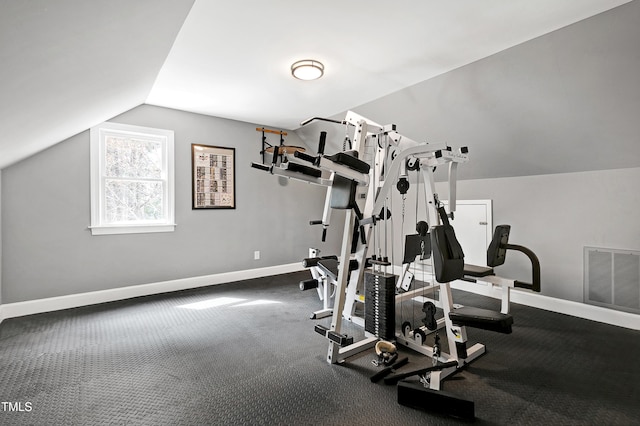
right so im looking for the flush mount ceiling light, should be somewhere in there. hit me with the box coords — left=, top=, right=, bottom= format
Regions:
left=291, top=59, right=324, bottom=80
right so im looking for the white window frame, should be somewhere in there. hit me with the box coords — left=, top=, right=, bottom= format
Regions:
left=90, top=122, right=175, bottom=235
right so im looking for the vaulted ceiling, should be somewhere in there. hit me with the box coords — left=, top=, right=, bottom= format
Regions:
left=0, top=0, right=635, bottom=172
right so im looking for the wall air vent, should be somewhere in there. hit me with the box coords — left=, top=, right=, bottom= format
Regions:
left=584, top=247, right=640, bottom=314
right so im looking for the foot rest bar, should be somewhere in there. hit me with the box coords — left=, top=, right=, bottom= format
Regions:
left=299, top=278, right=318, bottom=291
left=302, top=255, right=338, bottom=268
left=449, top=306, right=513, bottom=334
left=314, top=324, right=354, bottom=346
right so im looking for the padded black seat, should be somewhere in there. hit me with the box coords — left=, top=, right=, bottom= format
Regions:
left=317, top=259, right=339, bottom=280
left=449, top=306, right=513, bottom=334
left=324, top=151, right=370, bottom=174
left=317, top=258, right=358, bottom=282
left=463, top=264, right=494, bottom=278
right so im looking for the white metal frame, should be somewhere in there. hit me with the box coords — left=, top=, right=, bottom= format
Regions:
left=311, top=112, right=472, bottom=377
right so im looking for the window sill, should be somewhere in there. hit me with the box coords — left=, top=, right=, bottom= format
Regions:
left=89, top=224, right=176, bottom=236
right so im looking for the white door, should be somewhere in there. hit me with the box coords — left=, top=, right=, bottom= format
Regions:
left=443, top=200, right=492, bottom=267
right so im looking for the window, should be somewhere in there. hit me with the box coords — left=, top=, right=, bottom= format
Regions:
left=90, top=122, right=175, bottom=235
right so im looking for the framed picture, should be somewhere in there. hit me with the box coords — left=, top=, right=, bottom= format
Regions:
left=191, top=144, right=236, bottom=209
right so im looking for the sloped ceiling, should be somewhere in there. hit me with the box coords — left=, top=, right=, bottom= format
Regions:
left=0, top=0, right=636, bottom=174
left=0, top=0, right=195, bottom=169
left=299, top=0, right=640, bottom=180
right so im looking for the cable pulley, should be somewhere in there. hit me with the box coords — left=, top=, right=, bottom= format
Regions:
left=397, top=176, right=410, bottom=194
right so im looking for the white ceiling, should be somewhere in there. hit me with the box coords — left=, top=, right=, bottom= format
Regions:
left=147, top=0, right=631, bottom=130
left=0, top=0, right=632, bottom=169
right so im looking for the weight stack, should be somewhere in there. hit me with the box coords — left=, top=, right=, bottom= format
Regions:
left=364, top=271, right=397, bottom=340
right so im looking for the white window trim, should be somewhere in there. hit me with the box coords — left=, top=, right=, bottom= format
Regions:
left=89, top=122, right=175, bottom=235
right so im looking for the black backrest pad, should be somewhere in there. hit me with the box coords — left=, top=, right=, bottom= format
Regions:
left=430, top=224, right=465, bottom=283
left=403, top=234, right=431, bottom=264
left=487, top=225, right=510, bottom=267
left=330, top=175, right=357, bottom=209
left=324, top=152, right=371, bottom=174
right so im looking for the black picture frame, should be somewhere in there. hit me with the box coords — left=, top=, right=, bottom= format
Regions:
left=191, top=144, right=236, bottom=209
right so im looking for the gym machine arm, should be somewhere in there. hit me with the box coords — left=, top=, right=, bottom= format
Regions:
left=503, top=243, right=541, bottom=293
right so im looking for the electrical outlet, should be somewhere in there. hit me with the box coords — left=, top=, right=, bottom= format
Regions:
left=254, top=250, right=260, bottom=260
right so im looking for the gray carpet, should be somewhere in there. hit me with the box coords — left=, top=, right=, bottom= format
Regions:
left=1, top=271, right=639, bottom=425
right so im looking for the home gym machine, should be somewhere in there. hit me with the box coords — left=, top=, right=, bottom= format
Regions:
left=250, top=111, right=541, bottom=420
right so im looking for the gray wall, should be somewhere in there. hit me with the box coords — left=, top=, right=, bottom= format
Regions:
left=1, top=105, right=343, bottom=303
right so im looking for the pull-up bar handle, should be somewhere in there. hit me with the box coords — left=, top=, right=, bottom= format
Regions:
left=300, top=117, right=346, bottom=127
left=256, top=127, right=287, bottom=136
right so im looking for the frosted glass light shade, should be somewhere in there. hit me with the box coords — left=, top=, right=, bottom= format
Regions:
left=291, top=60, right=324, bottom=80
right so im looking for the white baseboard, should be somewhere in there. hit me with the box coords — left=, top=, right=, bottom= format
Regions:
left=0, top=263, right=304, bottom=322
left=450, top=280, right=640, bottom=331
left=1, top=264, right=637, bottom=331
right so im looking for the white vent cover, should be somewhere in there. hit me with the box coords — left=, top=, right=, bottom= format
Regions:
left=584, top=247, right=640, bottom=314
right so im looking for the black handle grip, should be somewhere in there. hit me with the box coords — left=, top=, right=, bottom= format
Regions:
left=251, top=162, right=271, bottom=172
left=318, top=131, right=327, bottom=155
left=294, top=150, right=317, bottom=164
left=309, top=220, right=323, bottom=225
left=271, top=145, right=279, bottom=165
left=322, top=228, right=327, bottom=242
left=370, top=357, right=409, bottom=383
